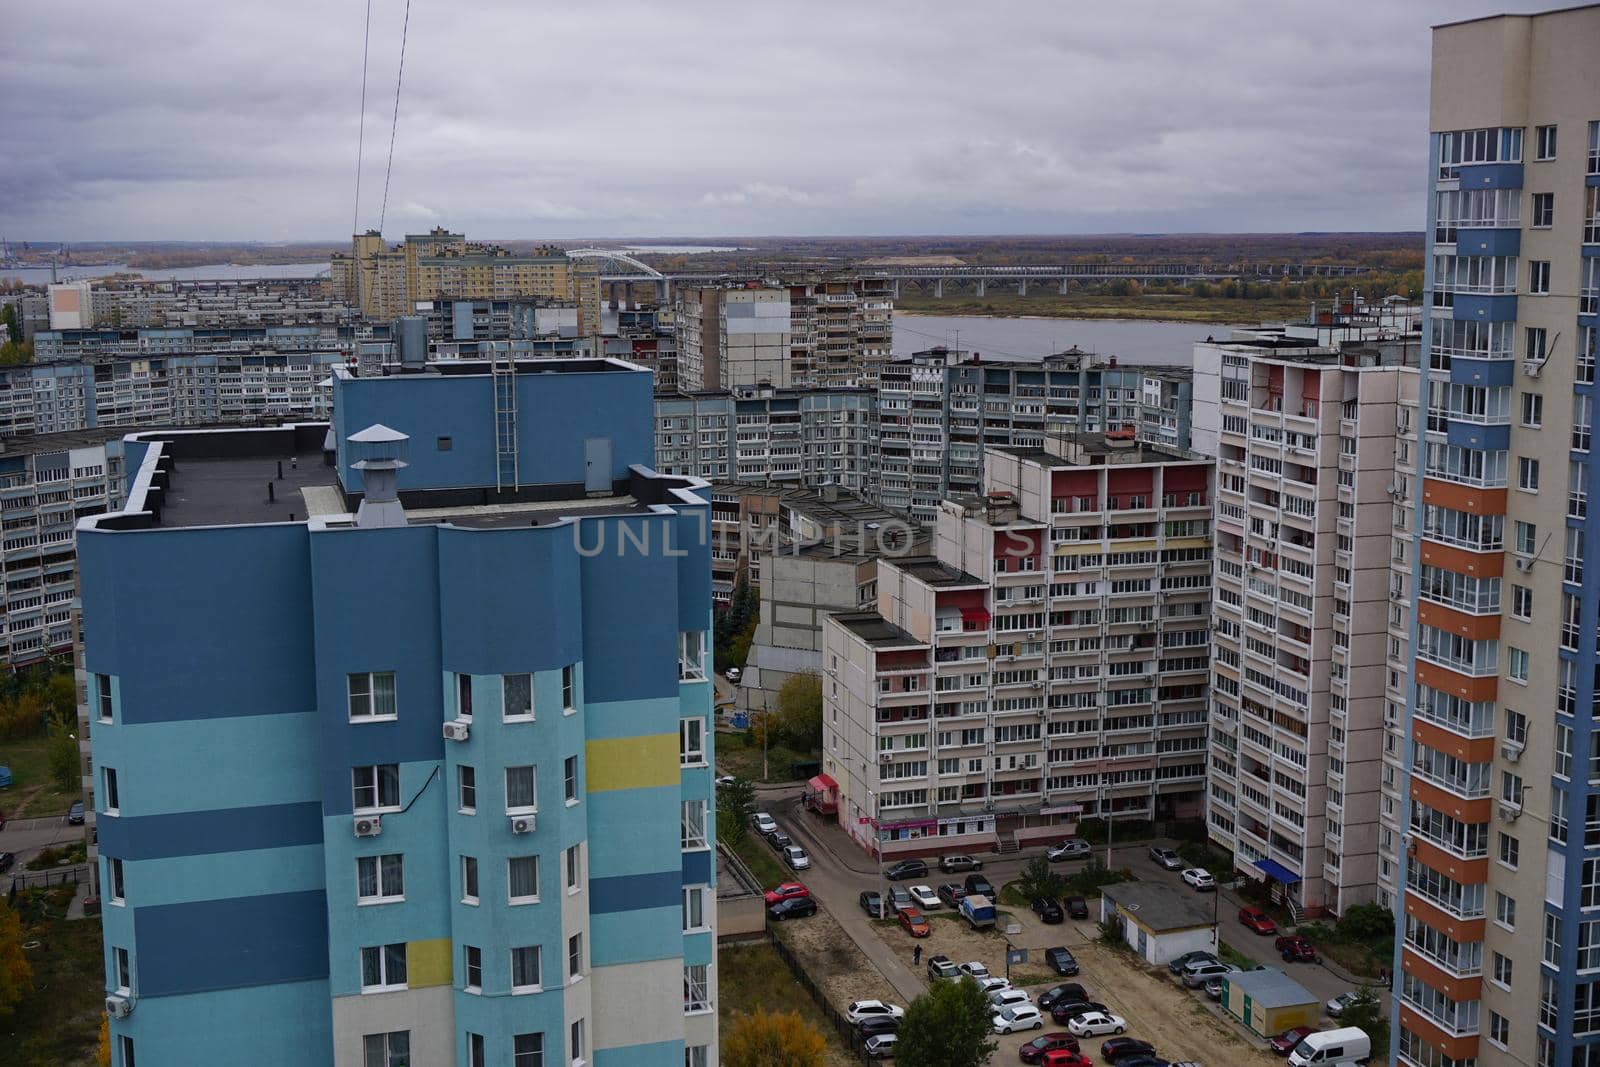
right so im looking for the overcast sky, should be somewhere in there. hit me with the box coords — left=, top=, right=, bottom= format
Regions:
left=0, top=1, right=1562, bottom=243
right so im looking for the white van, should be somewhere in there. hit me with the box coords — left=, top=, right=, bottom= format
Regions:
left=1288, top=1026, right=1372, bottom=1066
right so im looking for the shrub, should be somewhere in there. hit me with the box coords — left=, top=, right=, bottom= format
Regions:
left=1014, top=857, right=1066, bottom=902
left=1337, top=903, right=1395, bottom=944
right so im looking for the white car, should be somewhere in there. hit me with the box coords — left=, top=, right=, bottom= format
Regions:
left=975, top=976, right=1012, bottom=996
left=909, top=884, right=941, bottom=909
left=725, top=667, right=741, bottom=681
left=864, top=1033, right=897, bottom=1059
left=989, top=988, right=1032, bottom=1011
left=1067, top=1012, right=1127, bottom=1037
left=1326, top=991, right=1360, bottom=1017
left=714, top=774, right=736, bottom=787
left=783, top=845, right=811, bottom=871
left=847, top=1000, right=906, bottom=1025
left=958, top=961, right=991, bottom=980
left=993, top=1005, right=1045, bottom=1033
left=752, top=812, right=777, bottom=835
left=1149, top=846, right=1184, bottom=870
left=1181, top=867, right=1216, bottom=891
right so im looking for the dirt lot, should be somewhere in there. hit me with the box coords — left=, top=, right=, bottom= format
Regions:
left=719, top=940, right=861, bottom=1067
left=772, top=905, right=901, bottom=1016
left=865, top=907, right=1279, bottom=1065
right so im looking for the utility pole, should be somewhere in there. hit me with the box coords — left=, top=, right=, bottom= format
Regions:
left=1103, top=783, right=1114, bottom=870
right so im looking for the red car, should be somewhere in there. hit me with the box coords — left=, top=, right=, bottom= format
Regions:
left=1019, top=1033, right=1080, bottom=1063
left=1238, top=906, right=1278, bottom=935
left=1270, top=1026, right=1317, bottom=1055
left=1274, top=935, right=1320, bottom=963
left=1041, top=1052, right=1093, bottom=1067
left=899, top=906, right=931, bottom=937
left=763, top=882, right=810, bottom=906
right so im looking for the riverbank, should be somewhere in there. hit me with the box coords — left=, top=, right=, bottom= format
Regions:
left=893, top=291, right=1309, bottom=325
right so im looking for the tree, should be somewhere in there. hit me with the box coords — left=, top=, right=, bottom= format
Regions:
left=716, top=776, right=755, bottom=847
left=721, top=1008, right=825, bottom=1067
left=48, top=729, right=79, bottom=791
left=1014, top=856, right=1066, bottom=902
left=0, top=899, right=33, bottom=1020
left=895, top=976, right=999, bottom=1067
left=1336, top=903, right=1395, bottom=944
left=96, top=1014, right=111, bottom=1067
left=776, top=673, right=823, bottom=751
left=43, top=671, right=77, bottom=726
left=1338, top=985, right=1389, bottom=1055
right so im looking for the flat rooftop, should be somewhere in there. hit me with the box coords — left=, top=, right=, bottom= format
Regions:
left=160, top=449, right=339, bottom=528
left=1101, top=881, right=1217, bottom=931
left=830, top=611, right=926, bottom=649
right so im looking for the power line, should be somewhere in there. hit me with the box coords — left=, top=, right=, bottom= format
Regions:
left=377, top=0, right=413, bottom=235
left=351, top=0, right=372, bottom=236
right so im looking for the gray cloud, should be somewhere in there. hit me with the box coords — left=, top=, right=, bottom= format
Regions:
left=0, top=0, right=1558, bottom=241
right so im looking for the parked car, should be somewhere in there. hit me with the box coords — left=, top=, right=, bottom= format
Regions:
left=783, top=845, right=811, bottom=870
left=1148, top=846, right=1183, bottom=870
left=1048, top=839, right=1093, bottom=862
left=909, top=884, right=941, bottom=909
left=1100, top=1038, right=1157, bottom=1062
left=1270, top=1026, right=1318, bottom=1056
left=1067, top=1012, right=1127, bottom=1038
left=714, top=774, right=736, bottom=787
left=725, top=667, right=741, bottom=681
left=764, top=828, right=792, bottom=851
left=1045, top=947, right=1080, bottom=976
left=859, top=890, right=886, bottom=919
left=752, top=812, right=777, bottom=835
left=927, top=954, right=961, bottom=980
left=763, top=882, right=810, bottom=906
left=960, top=893, right=997, bottom=929
left=959, top=960, right=992, bottom=980
left=964, top=873, right=996, bottom=897
left=1180, top=868, right=1215, bottom=891
left=1050, top=1001, right=1109, bottom=1025
left=886, top=859, right=929, bottom=881
left=940, top=853, right=983, bottom=872
left=847, top=1000, right=906, bottom=1025
left=1324, top=991, right=1360, bottom=1018
left=888, top=886, right=914, bottom=913
left=67, top=800, right=85, bottom=825
left=1041, top=1051, right=1094, bottom=1067
left=864, top=1033, right=897, bottom=1060
left=990, top=988, right=1033, bottom=1012
left=767, top=896, right=817, bottom=921
left=859, top=1016, right=900, bottom=1039
left=1037, top=983, right=1089, bottom=1011
left=1203, top=976, right=1227, bottom=1000
left=937, top=882, right=969, bottom=907
left=1113, top=1057, right=1172, bottom=1067
left=1238, top=906, right=1278, bottom=935
left=1019, top=1032, right=1081, bottom=1064
left=1033, top=897, right=1065, bottom=923
left=1181, top=961, right=1238, bottom=988
left=1274, top=936, right=1321, bottom=963
left=898, top=907, right=931, bottom=937
left=0, top=852, right=12, bottom=874
left=994, top=1005, right=1046, bottom=1034
left=1064, top=895, right=1090, bottom=919
left=1167, top=950, right=1218, bottom=975
left=976, top=976, right=1013, bottom=996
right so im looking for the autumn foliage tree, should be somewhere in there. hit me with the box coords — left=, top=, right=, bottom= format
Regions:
left=776, top=672, right=823, bottom=751
left=895, top=976, right=998, bottom=1067
left=722, top=1008, right=826, bottom=1067
left=0, top=899, right=34, bottom=1020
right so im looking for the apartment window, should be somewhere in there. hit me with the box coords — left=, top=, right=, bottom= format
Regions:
left=360, top=943, right=408, bottom=991
left=570, top=1020, right=585, bottom=1066
left=356, top=854, right=404, bottom=904
left=117, top=1037, right=135, bottom=1067
left=1531, top=191, right=1555, bottom=228
left=1506, top=710, right=1528, bottom=745
left=564, top=756, right=578, bottom=804
left=678, top=631, right=706, bottom=681
left=561, top=665, right=576, bottom=711
left=1499, top=832, right=1519, bottom=869
left=679, top=717, right=706, bottom=766
left=468, top=1034, right=485, bottom=1067
left=363, top=1031, right=411, bottom=1067
left=565, top=845, right=582, bottom=892
left=1530, top=260, right=1551, bottom=295
left=511, top=945, right=542, bottom=992
left=1522, top=391, right=1544, bottom=427
left=1492, top=951, right=1513, bottom=988
left=114, top=946, right=131, bottom=994
left=1508, top=647, right=1529, bottom=683
left=457, top=855, right=479, bottom=904
left=686, top=1046, right=709, bottom=1067
left=514, top=1034, right=544, bottom=1067
left=455, top=673, right=473, bottom=719
left=1496, top=891, right=1516, bottom=929
left=107, top=858, right=124, bottom=904
left=508, top=856, right=539, bottom=904
left=681, top=799, right=708, bottom=849
left=683, top=885, right=707, bottom=931
left=505, top=766, right=537, bottom=813
left=1515, top=521, right=1537, bottom=556
left=1546, top=913, right=1564, bottom=966
left=1512, top=585, right=1533, bottom=620
left=96, top=674, right=113, bottom=721
left=684, top=963, right=711, bottom=1013
left=352, top=765, right=399, bottom=812
left=348, top=672, right=397, bottom=720
left=1558, top=723, right=1576, bottom=779
left=463, top=945, right=483, bottom=993
left=1503, top=771, right=1524, bottom=806
left=458, top=765, right=476, bottom=813
left=1535, top=124, right=1558, bottom=160
left=567, top=932, right=584, bottom=982
left=504, top=672, right=533, bottom=720
left=1489, top=1011, right=1509, bottom=1047
left=1578, top=394, right=1595, bottom=452
left=1518, top=457, right=1540, bottom=491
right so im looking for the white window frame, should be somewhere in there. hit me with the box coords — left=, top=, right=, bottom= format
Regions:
left=680, top=717, right=706, bottom=767
left=508, top=855, right=540, bottom=905
left=565, top=845, right=582, bottom=894
left=356, top=854, right=405, bottom=905
left=564, top=756, right=579, bottom=806
left=514, top=1034, right=545, bottom=1067
left=352, top=764, right=401, bottom=813
left=463, top=944, right=483, bottom=994
left=107, top=857, right=125, bottom=905
left=681, top=799, right=708, bottom=850
left=511, top=945, right=543, bottom=994
left=678, top=630, right=706, bottom=682
left=455, top=673, right=474, bottom=720
left=503, top=672, right=534, bottom=722
left=505, top=765, right=538, bottom=815
left=682, top=885, right=708, bottom=932
left=462, top=855, right=479, bottom=905
left=96, top=674, right=113, bottom=722
left=348, top=671, right=398, bottom=721
left=567, top=932, right=585, bottom=983
left=562, top=665, right=576, bottom=713
left=359, top=943, right=408, bottom=992
left=103, top=766, right=120, bottom=815
left=363, top=1031, right=411, bottom=1067
left=114, top=946, right=132, bottom=995
left=684, top=963, right=711, bottom=1013
left=458, top=765, right=476, bottom=814
left=570, top=1019, right=585, bottom=1067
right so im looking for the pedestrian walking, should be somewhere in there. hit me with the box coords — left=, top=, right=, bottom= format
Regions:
left=913, top=944, right=922, bottom=967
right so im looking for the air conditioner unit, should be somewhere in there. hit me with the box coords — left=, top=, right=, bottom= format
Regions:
left=354, top=815, right=383, bottom=838
left=442, top=720, right=470, bottom=742
left=878, top=751, right=894, bottom=763
left=1514, top=557, right=1535, bottom=572
left=105, top=995, right=132, bottom=1019
left=1502, top=741, right=1524, bottom=763
left=1497, top=802, right=1521, bottom=823
left=510, top=814, right=536, bottom=834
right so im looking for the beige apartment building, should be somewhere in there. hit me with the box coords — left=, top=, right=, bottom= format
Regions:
left=674, top=286, right=792, bottom=391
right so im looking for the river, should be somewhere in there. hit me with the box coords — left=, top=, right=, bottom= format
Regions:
left=892, top=313, right=1223, bottom=368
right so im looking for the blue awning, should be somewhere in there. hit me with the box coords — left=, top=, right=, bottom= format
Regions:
left=1254, top=858, right=1302, bottom=884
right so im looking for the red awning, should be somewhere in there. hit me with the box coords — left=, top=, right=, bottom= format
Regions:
left=808, top=774, right=838, bottom=792
left=960, top=608, right=991, bottom=623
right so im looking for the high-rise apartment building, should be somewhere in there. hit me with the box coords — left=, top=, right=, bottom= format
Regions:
left=674, top=286, right=791, bottom=391
left=81, top=357, right=717, bottom=1066
left=1192, top=323, right=1420, bottom=920
left=781, top=272, right=895, bottom=386
left=1392, top=8, right=1600, bottom=1067
left=820, top=434, right=1212, bottom=859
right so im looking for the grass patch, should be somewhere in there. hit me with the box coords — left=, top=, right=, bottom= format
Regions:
left=1317, top=940, right=1387, bottom=979
left=1, top=731, right=83, bottom=818
left=24, top=839, right=87, bottom=871
left=718, top=940, right=855, bottom=1064
left=729, top=831, right=790, bottom=890
left=3, top=896, right=103, bottom=1065
left=716, top=730, right=819, bottom=784
left=895, top=289, right=1313, bottom=325
left=1217, top=940, right=1260, bottom=971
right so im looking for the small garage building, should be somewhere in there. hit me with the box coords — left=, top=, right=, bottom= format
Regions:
left=1099, top=881, right=1218, bottom=966
left=1222, top=967, right=1319, bottom=1037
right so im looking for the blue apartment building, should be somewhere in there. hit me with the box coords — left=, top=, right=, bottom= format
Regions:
left=79, top=356, right=718, bottom=1066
